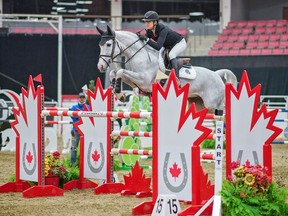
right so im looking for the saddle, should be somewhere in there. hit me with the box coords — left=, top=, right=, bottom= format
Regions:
left=162, top=49, right=191, bottom=72
left=159, top=49, right=195, bottom=87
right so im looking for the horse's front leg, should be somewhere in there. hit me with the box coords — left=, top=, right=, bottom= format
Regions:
left=109, top=69, right=117, bottom=89
left=115, top=69, right=139, bottom=92
left=116, top=68, right=152, bottom=93
left=109, top=69, right=126, bottom=102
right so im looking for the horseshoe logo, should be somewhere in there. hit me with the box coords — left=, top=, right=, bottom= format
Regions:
left=87, top=142, right=105, bottom=173
left=163, top=152, right=188, bottom=192
left=22, top=142, right=37, bottom=175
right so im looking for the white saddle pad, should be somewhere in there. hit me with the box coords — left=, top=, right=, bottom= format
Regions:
left=155, top=70, right=169, bottom=80
left=179, top=66, right=197, bottom=80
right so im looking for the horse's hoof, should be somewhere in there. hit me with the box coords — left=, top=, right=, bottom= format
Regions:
left=119, top=94, right=126, bottom=102
left=115, top=93, right=126, bottom=102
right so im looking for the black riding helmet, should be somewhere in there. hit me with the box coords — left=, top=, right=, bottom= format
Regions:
left=142, top=11, right=159, bottom=22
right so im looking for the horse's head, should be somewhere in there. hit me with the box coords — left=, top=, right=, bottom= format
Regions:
left=96, top=25, right=117, bottom=73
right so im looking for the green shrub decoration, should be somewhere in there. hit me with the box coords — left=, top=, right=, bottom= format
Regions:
left=201, top=139, right=226, bottom=149
left=221, top=161, right=288, bottom=215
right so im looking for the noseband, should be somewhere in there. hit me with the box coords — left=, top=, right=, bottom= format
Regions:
left=98, top=35, right=119, bottom=68
left=99, top=34, right=148, bottom=69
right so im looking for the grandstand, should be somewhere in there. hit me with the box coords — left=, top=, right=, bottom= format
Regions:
left=209, top=20, right=288, bottom=56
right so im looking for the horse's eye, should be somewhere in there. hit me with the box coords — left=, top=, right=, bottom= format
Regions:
left=107, top=43, right=112, bottom=47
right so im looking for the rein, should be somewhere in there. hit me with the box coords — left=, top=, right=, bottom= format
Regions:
left=99, top=32, right=150, bottom=68
left=112, top=39, right=148, bottom=64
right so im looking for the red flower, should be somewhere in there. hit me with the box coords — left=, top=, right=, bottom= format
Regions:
left=53, top=151, right=60, bottom=159
left=243, top=160, right=251, bottom=168
left=231, top=161, right=240, bottom=170
left=227, top=175, right=233, bottom=182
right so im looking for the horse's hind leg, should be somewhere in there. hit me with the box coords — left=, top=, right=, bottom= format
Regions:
left=188, top=97, right=205, bottom=111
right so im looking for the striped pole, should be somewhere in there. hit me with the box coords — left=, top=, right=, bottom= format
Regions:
left=200, top=153, right=215, bottom=160
left=1, top=119, right=72, bottom=124
left=111, top=148, right=218, bottom=161
left=274, top=119, right=288, bottom=122
left=206, top=134, right=215, bottom=140
left=44, top=107, right=70, bottom=111
left=0, top=119, right=15, bottom=123
left=111, top=130, right=152, bottom=137
left=0, top=107, right=14, bottom=111
left=268, top=108, right=288, bottom=113
left=205, top=113, right=225, bottom=120
left=139, top=122, right=152, bottom=126
left=44, top=120, right=72, bottom=125
left=274, top=136, right=288, bottom=141
left=41, top=110, right=152, bottom=119
left=111, top=148, right=152, bottom=156
left=272, top=141, right=288, bottom=144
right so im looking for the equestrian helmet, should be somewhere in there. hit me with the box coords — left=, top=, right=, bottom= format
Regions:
left=142, top=11, right=159, bottom=22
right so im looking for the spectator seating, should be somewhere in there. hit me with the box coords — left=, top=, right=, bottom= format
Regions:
left=209, top=19, right=288, bottom=56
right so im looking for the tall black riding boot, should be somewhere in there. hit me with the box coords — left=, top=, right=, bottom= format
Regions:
left=170, top=58, right=181, bottom=87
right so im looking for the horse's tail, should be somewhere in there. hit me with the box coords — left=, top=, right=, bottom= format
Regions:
left=215, top=69, right=238, bottom=88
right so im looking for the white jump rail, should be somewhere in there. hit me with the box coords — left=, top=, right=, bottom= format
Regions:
left=41, top=110, right=152, bottom=118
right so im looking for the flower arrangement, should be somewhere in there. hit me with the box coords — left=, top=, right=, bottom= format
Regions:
left=221, top=160, right=288, bottom=216
left=44, top=151, right=68, bottom=182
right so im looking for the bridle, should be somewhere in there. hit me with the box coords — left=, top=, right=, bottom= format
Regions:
left=99, top=34, right=149, bottom=69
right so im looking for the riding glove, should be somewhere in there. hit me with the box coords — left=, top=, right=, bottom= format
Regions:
left=139, top=35, right=148, bottom=42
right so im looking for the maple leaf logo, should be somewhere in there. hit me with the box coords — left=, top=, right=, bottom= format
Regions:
left=76, top=78, right=112, bottom=180
left=26, top=151, right=33, bottom=165
left=151, top=72, right=212, bottom=201
left=225, top=71, right=282, bottom=177
left=92, top=150, right=100, bottom=164
left=169, top=162, right=181, bottom=181
left=9, top=76, right=42, bottom=182
left=123, top=161, right=151, bottom=194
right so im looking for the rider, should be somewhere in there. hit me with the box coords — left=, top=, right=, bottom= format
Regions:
left=138, top=10, right=187, bottom=83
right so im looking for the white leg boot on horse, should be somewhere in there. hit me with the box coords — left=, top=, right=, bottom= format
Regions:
left=109, top=70, right=126, bottom=102
left=114, top=78, right=126, bottom=102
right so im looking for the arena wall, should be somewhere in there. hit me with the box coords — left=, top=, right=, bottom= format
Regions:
left=1, top=34, right=288, bottom=99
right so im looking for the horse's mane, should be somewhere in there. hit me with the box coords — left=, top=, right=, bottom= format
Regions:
left=115, top=31, right=158, bottom=53
left=115, top=30, right=138, bottom=40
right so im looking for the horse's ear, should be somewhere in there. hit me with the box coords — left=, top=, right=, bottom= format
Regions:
left=96, top=26, right=104, bottom=35
left=106, top=25, right=115, bottom=37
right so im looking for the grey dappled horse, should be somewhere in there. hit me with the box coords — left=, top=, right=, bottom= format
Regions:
left=97, top=25, right=237, bottom=113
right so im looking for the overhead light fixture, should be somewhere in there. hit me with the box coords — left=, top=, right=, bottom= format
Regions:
left=56, top=7, right=65, bottom=11
left=189, top=12, right=204, bottom=17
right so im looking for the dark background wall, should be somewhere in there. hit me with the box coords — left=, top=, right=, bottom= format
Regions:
left=189, top=56, right=288, bottom=95
left=0, top=34, right=104, bottom=101
left=1, top=34, right=288, bottom=101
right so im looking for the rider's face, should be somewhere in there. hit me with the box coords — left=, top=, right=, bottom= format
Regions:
left=144, top=21, right=154, bottom=30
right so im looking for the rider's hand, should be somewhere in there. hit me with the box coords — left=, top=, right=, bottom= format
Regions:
left=139, top=35, right=148, bottom=42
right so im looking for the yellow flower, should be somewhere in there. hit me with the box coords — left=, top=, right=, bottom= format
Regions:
left=234, top=167, right=245, bottom=177
left=244, top=173, right=255, bottom=186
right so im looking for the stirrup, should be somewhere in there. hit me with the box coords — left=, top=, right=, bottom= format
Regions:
left=160, top=79, right=167, bottom=87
